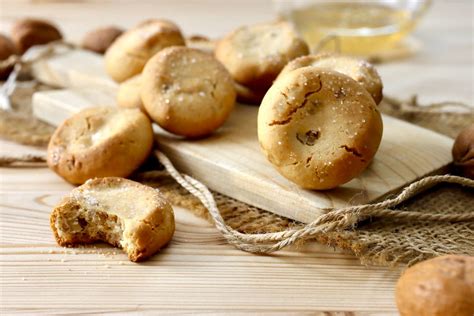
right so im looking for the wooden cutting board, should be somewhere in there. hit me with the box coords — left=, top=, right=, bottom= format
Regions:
left=31, top=48, right=454, bottom=223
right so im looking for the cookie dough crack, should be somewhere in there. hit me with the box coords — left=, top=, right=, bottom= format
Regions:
left=340, top=145, right=366, bottom=162
left=268, top=77, right=322, bottom=126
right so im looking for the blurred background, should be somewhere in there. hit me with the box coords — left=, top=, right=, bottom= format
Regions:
left=1, top=0, right=472, bottom=105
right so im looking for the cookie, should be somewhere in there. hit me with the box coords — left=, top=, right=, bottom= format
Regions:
left=396, top=255, right=474, bottom=316
left=258, top=67, right=383, bottom=190
left=117, top=74, right=145, bottom=112
left=141, top=46, right=236, bottom=138
left=11, top=18, right=62, bottom=54
left=278, top=54, right=383, bottom=104
left=47, top=106, right=153, bottom=184
left=81, top=26, right=123, bottom=54
left=215, top=21, right=309, bottom=90
left=51, top=177, right=175, bottom=262
left=105, top=19, right=185, bottom=82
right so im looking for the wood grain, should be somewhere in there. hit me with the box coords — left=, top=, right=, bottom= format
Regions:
left=32, top=85, right=454, bottom=223
left=0, top=173, right=401, bottom=314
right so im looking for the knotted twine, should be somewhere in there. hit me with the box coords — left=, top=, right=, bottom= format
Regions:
left=0, top=41, right=74, bottom=110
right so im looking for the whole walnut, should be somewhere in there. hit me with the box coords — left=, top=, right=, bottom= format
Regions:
left=452, top=124, right=474, bottom=179
left=81, top=26, right=123, bottom=54
left=11, top=18, right=63, bottom=54
left=0, top=33, right=17, bottom=79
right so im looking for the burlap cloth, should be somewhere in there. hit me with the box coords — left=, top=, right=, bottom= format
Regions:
left=1, top=81, right=473, bottom=267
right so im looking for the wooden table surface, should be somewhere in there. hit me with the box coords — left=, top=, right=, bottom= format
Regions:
left=0, top=0, right=472, bottom=314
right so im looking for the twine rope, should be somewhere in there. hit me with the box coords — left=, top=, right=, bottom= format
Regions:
left=0, top=41, right=74, bottom=110
left=154, top=150, right=474, bottom=254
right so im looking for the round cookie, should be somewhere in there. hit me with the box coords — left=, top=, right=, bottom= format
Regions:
left=396, top=255, right=474, bottom=316
left=117, top=74, right=145, bottom=112
left=141, top=46, right=236, bottom=138
left=47, top=106, right=154, bottom=184
left=278, top=54, right=383, bottom=104
left=215, top=21, right=309, bottom=90
left=258, top=67, right=383, bottom=190
left=105, top=19, right=185, bottom=83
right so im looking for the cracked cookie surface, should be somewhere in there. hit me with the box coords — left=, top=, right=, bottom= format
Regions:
left=141, top=46, right=236, bottom=138
left=47, top=107, right=154, bottom=184
left=215, top=21, right=309, bottom=90
left=258, top=67, right=383, bottom=190
left=50, top=177, right=175, bottom=262
left=277, top=54, right=383, bottom=104
left=105, top=19, right=185, bottom=83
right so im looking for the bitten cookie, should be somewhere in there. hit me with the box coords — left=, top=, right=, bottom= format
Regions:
left=215, top=21, right=309, bottom=90
left=258, top=67, right=383, bottom=190
left=117, top=74, right=145, bottom=112
left=51, top=177, right=175, bottom=262
left=105, top=19, right=185, bottom=82
left=47, top=106, right=153, bottom=184
left=278, top=54, right=383, bottom=104
left=141, top=46, right=236, bottom=138
left=81, top=26, right=123, bottom=54
left=11, top=18, right=62, bottom=54
left=396, top=255, right=474, bottom=316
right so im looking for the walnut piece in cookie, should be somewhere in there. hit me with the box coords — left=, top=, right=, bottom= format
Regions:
left=47, top=106, right=153, bottom=184
left=278, top=54, right=383, bottom=104
left=396, top=255, right=474, bottom=316
left=105, top=19, right=185, bottom=82
left=50, top=177, right=175, bottom=262
left=141, top=46, right=236, bottom=138
left=11, top=18, right=62, bottom=54
left=452, top=124, right=474, bottom=179
left=215, top=21, right=309, bottom=90
left=82, top=26, right=124, bottom=54
left=258, top=67, right=383, bottom=190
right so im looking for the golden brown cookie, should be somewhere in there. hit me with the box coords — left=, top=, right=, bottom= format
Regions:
left=0, top=33, right=17, bottom=79
left=105, top=19, right=185, bottom=82
left=11, top=18, right=62, bottom=54
left=51, top=177, right=175, bottom=262
left=117, top=74, right=145, bottom=112
left=396, top=255, right=474, bottom=316
left=81, top=26, right=124, bottom=54
left=258, top=67, right=383, bottom=190
left=278, top=54, right=383, bottom=104
left=215, top=21, right=309, bottom=90
left=141, top=46, right=236, bottom=138
left=47, top=106, right=153, bottom=184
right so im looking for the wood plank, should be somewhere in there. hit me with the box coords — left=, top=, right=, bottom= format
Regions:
left=0, top=190, right=401, bottom=314
left=32, top=87, right=454, bottom=223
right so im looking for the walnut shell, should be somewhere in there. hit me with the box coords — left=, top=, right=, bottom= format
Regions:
left=452, top=124, right=474, bottom=179
left=11, top=18, right=62, bottom=54
left=0, top=33, right=17, bottom=79
left=81, top=26, right=123, bottom=54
